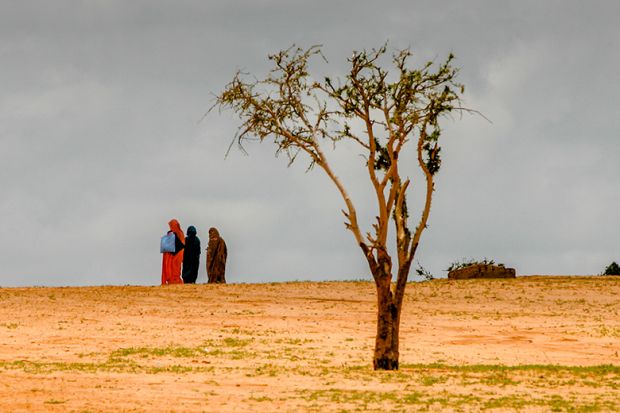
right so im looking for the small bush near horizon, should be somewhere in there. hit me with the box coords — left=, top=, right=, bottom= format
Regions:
left=415, top=263, right=435, bottom=281
left=447, top=258, right=504, bottom=272
left=602, top=261, right=620, bottom=276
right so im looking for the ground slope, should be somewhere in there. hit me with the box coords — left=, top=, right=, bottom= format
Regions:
left=1, top=277, right=619, bottom=412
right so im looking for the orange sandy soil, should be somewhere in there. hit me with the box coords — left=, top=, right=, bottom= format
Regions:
left=1, top=276, right=619, bottom=412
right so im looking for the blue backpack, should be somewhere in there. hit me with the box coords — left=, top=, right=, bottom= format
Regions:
left=160, top=232, right=176, bottom=253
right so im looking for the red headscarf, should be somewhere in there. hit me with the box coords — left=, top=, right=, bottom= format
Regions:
left=168, top=219, right=185, bottom=244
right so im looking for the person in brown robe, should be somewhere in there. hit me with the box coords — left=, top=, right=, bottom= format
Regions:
left=206, top=227, right=227, bottom=283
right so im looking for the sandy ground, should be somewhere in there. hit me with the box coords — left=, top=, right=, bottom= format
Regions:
left=0, top=276, right=619, bottom=412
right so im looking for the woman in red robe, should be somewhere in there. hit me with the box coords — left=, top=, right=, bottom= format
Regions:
left=161, top=219, right=185, bottom=285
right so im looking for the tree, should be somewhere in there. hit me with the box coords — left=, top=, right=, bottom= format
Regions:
left=603, top=261, right=620, bottom=275
left=213, top=44, right=470, bottom=370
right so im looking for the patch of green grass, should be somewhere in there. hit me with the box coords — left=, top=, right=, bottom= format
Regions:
left=109, top=338, right=255, bottom=361
left=275, top=337, right=312, bottom=345
left=44, top=399, right=66, bottom=404
left=420, top=374, right=447, bottom=386
left=478, top=371, right=520, bottom=387
left=301, top=388, right=400, bottom=404
left=423, top=392, right=484, bottom=408
left=544, top=394, right=618, bottom=412
left=222, top=337, right=253, bottom=347
left=300, top=387, right=618, bottom=412
left=597, top=325, right=620, bottom=337
left=402, top=391, right=424, bottom=404
left=252, top=363, right=280, bottom=377
left=110, top=345, right=206, bottom=358
left=4, top=348, right=619, bottom=412
left=148, top=364, right=195, bottom=374
left=332, top=362, right=620, bottom=409
left=0, top=355, right=216, bottom=375
left=228, top=349, right=255, bottom=360
left=399, top=362, right=620, bottom=376
left=249, top=395, right=274, bottom=402
left=0, top=358, right=139, bottom=374
left=228, top=327, right=256, bottom=335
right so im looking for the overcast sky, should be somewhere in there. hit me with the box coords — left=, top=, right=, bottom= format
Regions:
left=1, top=1, right=619, bottom=287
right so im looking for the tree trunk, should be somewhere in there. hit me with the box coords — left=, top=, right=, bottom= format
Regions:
left=373, top=276, right=401, bottom=370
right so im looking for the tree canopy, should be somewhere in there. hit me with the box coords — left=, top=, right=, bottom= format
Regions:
left=214, top=44, right=472, bottom=369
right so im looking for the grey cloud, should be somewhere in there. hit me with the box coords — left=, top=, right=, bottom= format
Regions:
left=1, top=0, right=619, bottom=286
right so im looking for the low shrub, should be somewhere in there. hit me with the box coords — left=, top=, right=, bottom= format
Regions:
left=602, top=261, right=620, bottom=276
left=446, top=258, right=504, bottom=272
left=415, top=263, right=435, bottom=281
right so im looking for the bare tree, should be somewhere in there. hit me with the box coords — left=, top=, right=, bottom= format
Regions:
left=213, top=44, right=469, bottom=370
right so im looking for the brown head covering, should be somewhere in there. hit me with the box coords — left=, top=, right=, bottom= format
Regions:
left=206, top=227, right=227, bottom=283
left=208, top=227, right=220, bottom=239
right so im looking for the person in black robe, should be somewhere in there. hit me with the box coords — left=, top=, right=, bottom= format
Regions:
left=182, top=225, right=201, bottom=284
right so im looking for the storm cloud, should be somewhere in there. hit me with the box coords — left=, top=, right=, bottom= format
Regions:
left=1, top=1, right=618, bottom=286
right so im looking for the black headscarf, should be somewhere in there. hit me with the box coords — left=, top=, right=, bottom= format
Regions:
left=182, top=225, right=201, bottom=283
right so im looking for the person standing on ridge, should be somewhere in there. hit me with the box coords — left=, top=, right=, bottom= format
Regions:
left=182, top=225, right=201, bottom=284
left=206, top=227, right=227, bottom=284
left=161, top=219, right=185, bottom=285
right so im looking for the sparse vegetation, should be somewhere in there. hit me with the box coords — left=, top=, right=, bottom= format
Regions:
left=602, top=261, right=620, bottom=276
left=414, top=263, right=435, bottom=281
left=3, top=344, right=619, bottom=411
left=43, top=399, right=66, bottom=405
left=298, top=361, right=620, bottom=412
left=1, top=279, right=618, bottom=412
left=446, top=257, right=504, bottom=272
